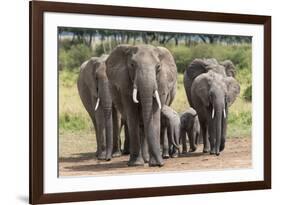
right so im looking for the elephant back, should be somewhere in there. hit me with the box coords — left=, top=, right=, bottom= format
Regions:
left=184, top=58, right=228, bottom=106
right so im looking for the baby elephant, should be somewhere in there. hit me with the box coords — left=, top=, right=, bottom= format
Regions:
left=161, top=105, right=180, bottom=158
left=180, top=107, right=200, bottom=153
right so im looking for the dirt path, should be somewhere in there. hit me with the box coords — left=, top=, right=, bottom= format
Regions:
left=59, top=137, right=251, bottom=177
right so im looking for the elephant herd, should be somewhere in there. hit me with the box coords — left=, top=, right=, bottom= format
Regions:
left=77, top=44, right=240, bottom=167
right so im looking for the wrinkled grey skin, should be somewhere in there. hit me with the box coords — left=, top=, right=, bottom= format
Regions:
left=191, top=70, right=240, bottom=155
left=184, top=58, right=236, bottom=107
left=160, top=105, right=180, bottom=158
left=77, top=55, right=122, bottom=161
left=180, top=107, right=200, bottom=153
left=183, top=58, right=236, bottom=152
left=106, top=44, right=177, bottom=167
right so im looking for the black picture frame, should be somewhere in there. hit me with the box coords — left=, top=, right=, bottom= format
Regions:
left=29, top=1, right=271, bottom=204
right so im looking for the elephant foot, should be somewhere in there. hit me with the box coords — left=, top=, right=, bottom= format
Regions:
left=162, top=153, right=170, bottom=159
left=127, top=155, right=144, bottom=167
left=182, top=150, right=188, bottom=155
left=203, top=148, right=210, bottom=153
left=162, top=149, right=170, bottom=159
left=97, top=151, right=106, bottom=160
left=142, top=155, right=149, bottom=163
left=122, top=149, right=130, bottom=155
left=149, top=157, right=164, bottom=167
left=112, top=151, right=122, bottom=158
left=216, top=152, right=220, bottom=156
left=189, top=147, right=197, bottom=152
left=171, top=152, right=179, bottom=158
left=105, top=153, right=112, bottom=161
left=220, top=144, right=225, bottom=152
left=210, top=150, right=216, bottom=155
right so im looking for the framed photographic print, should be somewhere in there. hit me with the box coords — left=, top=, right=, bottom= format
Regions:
left=29, top=0, right=271, bottom=204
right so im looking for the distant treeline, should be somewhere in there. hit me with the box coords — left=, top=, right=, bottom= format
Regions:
left=58, top=27, right=252, bottom=74
left=59, top=27, right=251, bottom=51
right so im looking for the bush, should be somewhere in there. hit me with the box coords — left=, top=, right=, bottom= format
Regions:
left=190, top=44, right=214, bottom=60
left=228, top=111, right=252, bottom=126
left=59, top=113, right=89, bottom=132
left=169, top=46, right=192, bottom=73
left=59, top=43, right=93, bottom=71
left=168, top=43, right=251, bottom=73
left=59, top=70, right=78, bottom=87
left=225, top=45, right=252, bottom=70
left=243, top=85, right=252, bottom=101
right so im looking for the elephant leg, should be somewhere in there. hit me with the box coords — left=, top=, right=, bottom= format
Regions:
left=195, top=131, right=200, bottom=145
left=112, top=107, right=121, bottom=157
left=125, top=102, right=143, bottom=166
left=104, top=108, right=113, bottom=161
left=122, top=121, right=130, bottom=155
left=95, top=110, right=106, bottom=160
left=188, top=129, right=197, bottom=152
left=201, top=123, right=210, bottom=153
left=162, top=127, right=169, bottom=159
left=140, top=127, right=149, bottom=163
left=88, top=114, right=99, bottom=157
left=181, top=129, right=188, bottom=154
left=170, top=127, right=179, bottom=158
left=208, top=122, right=216, bottom=155
left=147, top=109, right=164, bottom=167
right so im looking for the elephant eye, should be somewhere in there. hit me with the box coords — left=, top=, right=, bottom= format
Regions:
left=130, top=61, right=137, bottom=68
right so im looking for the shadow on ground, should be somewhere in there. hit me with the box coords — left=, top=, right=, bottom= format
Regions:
left=64, top=160, right=129, bottom=172
left=59, top=152, right=96, bottom=163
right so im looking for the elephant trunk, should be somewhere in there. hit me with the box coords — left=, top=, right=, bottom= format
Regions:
left=212, top=103, right=225, bottom=156
left=141, top=96, right=163, bottom=165
left=135, top=70, right=163, bottom=166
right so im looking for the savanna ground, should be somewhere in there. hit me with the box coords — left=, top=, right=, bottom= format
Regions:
left=58, top=29, right=252, bottom=177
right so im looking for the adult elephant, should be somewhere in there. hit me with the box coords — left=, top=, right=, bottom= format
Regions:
left=191, top=70, right=240, bottom=155
left=184, top=58, right=236, bottom=107
left=77, top=55, right=121, bottom=161
left=106, top=44, right=177, bottom=167
left=183, top=58, right=236, bottom=152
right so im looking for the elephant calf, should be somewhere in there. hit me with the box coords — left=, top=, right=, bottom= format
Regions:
left=77, top=55, right=122, bottom=161
left=180, top=107, right=200, bottom=153
left=161, top=105, right=180, bottom=158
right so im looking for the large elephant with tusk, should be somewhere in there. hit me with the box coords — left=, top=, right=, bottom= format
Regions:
left=191, top=69, right=240, bottom=155
left=184, top=58, right=237, bottom=152
left=106, top=44, right=177, bottom=167
left=77, top=55, right=122, bottom=161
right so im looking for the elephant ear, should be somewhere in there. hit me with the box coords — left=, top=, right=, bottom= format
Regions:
left=156, top=47, right=178, bottom=105
left=79, top=57, right=101, bottom=98
left=224, top=77, right=240, bottom=106
left=191, top=72, right=212, bottom=108
left=105, top=45, right=137, bottom=89
left=220, top=60, right=236, bottom=77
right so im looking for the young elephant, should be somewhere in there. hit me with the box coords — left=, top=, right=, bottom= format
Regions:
left=160, top=105, right=180, bottom=158
left=77, top=55, right=122, bottom=161
left=180, top=107, right=200, bottom=153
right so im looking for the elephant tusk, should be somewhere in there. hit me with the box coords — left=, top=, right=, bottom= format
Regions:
left=154, top=90, right=162, bottom=110
left=223, top=108, right=226, bottom=119
left=132, top=88, right=139, bottom=103
left=212, top=108, right=215, bottom=119
left=94, top=98, right=100, bottom=111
